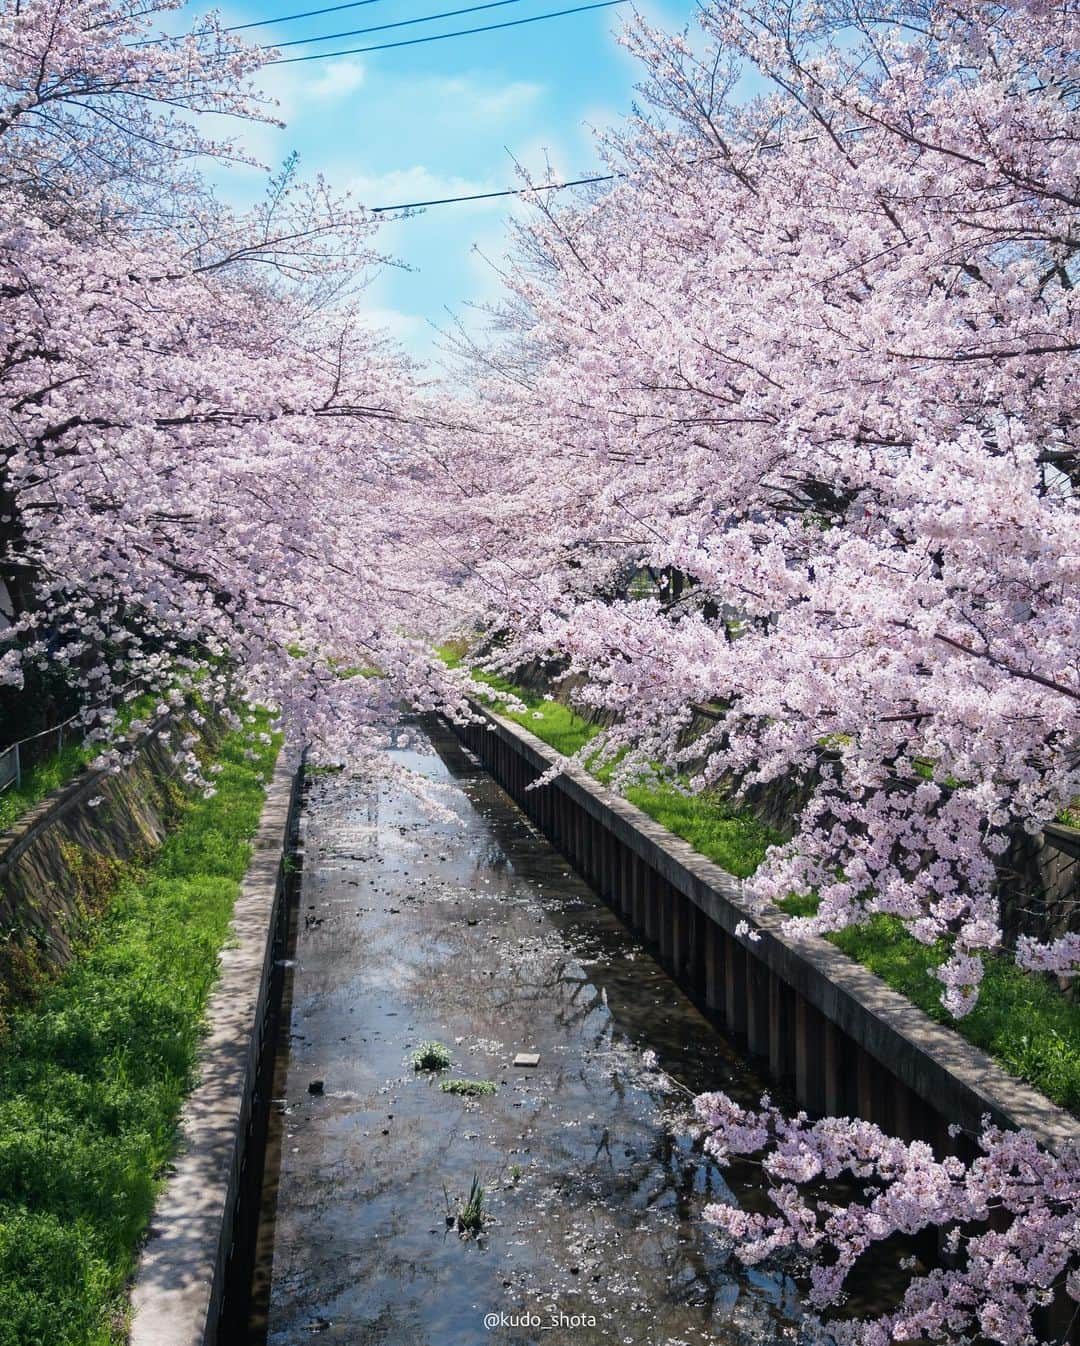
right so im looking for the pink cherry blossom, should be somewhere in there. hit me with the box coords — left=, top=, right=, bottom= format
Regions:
left=695, top=1091, right=1079, bottom=1345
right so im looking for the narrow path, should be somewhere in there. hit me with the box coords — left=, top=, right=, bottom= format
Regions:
left=248, top=721, right=800, bottom=1345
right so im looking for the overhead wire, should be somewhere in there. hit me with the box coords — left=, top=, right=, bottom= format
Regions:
left=136, top=0, right=624, bottom=44
left=272, top=0, right=538, bottom=48
left=369, top=170, right=619, bottom=211
left=225, top=0, right=387, bottom=31
left=265, top=0, right=627, bottom=62
left=133, top=0, right=389, bottom=42
left=127, top=0, right=632, bottom=208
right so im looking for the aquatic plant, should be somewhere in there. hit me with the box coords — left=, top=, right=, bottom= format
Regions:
left=411, top=1041, right=452, bottom=1072
left=439, top=1078, right=497, bottom=1097
left=455, top=1175, right=486, bottom=1236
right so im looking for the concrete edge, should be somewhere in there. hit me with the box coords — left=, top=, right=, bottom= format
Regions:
left=128, top=746, right=301, bottom=1346
left=467, top=700, right=1080, bottom=1155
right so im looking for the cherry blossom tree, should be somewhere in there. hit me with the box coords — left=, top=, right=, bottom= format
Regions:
left=452, top=0, right=1080, bottom=1011
left=0, top=0, right=470, bottom=761
left=694, top=1090, right=1079, bottom=1345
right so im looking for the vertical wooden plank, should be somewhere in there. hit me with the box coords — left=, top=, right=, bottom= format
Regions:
left=644, top=870, right=660, bottom=945
left=616, top=843, right=630, bottom=918
left=891, top=1082, right=915, bottom=1143
left=768, top=974, right=794, bottom=1085
left=687, top=905, right=707, bottom=996
left=669, top=890, right=685, bottom=973
left=658, top=880, right=674, bottom=962
left=822, top=1019, right=843, bottom=1116
left=856, top=1047, right=877, bottom=1124
left=705, top=923, right=724, bottom=1015
left=746, top=955, right=770, bottom=1060
left=630, top=855, right=644, bottom=932
left=795, top=997, right=826, bottom=1115
left=724, top=934, right=748, bottom=1040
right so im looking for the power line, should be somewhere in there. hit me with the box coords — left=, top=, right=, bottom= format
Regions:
left=131, top=0, right=388, bottom=45
left=266, top=0, right=627, bottom=63
left=273, top=0, right=534, bottom=47
left=369, top=124, right=877, bottom=211
left=370, top=170, right=618, bottom=211
left=225, top=0, right=385, bottom=32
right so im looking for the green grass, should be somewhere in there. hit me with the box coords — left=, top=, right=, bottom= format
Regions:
left=0, top=714, right=280, bottom=1346
left=620, top=779, right=778, bottom=881
left=0, top=742, right=94, bottom=833
left=440, top=648, right=1079, bottom=1115
left=468, top=668, right=603, bottom=758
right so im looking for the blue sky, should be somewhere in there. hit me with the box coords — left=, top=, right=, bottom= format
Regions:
left=191, top=0, right=688, bottom=366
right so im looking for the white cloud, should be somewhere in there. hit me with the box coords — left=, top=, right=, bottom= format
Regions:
left=309, top=59, right=367, bottom=99
left=414, top=75, right=544, bottom=122
left=357, top=304, right=429, bottom=345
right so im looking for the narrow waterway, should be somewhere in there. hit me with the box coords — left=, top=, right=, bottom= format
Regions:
left=241, top=721, right=804, bottom=1346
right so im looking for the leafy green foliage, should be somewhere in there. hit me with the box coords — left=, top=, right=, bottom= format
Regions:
left=439, top=1078, right=497, bottom=1097
left=0, top=715, right=280, bottom=1345
left=0, top=742, right=93, bottom=834
left=0, top=692, right=173, bottom=835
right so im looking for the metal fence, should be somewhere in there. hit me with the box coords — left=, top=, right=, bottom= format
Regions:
left=0, top=713, right=83, bottom=794
left=0, top=679, right=145, bottom=796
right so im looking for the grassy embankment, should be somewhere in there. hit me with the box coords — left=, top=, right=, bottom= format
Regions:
left=444, top=649, right=1080, bottom=1113
left=0, top=712, right=280, bottom=1346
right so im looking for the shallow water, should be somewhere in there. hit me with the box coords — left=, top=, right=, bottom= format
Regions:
left=243, top=722, right=804, bottom=1346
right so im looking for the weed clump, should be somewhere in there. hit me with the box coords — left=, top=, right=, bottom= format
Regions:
left=411, top=1040, right=452, bottom=1072
left=439, top=1078, right=496, bottom=1097
left=446, top=1175, right=486, bottom=1236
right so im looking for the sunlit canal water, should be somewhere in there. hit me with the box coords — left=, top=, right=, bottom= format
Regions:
left=238, top=720, right=804, bottom=1346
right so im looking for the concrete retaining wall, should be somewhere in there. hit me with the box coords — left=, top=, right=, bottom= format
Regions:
left=129, top=748, right=304, bottom=1346
left=453, top=703, right=1079, bottom=1157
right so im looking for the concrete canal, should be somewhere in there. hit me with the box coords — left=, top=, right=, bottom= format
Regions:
left=232, top=721, right=804, bottom=1346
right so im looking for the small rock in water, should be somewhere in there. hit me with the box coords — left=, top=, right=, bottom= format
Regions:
left=308, top=1079, right=325, bottom=1096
